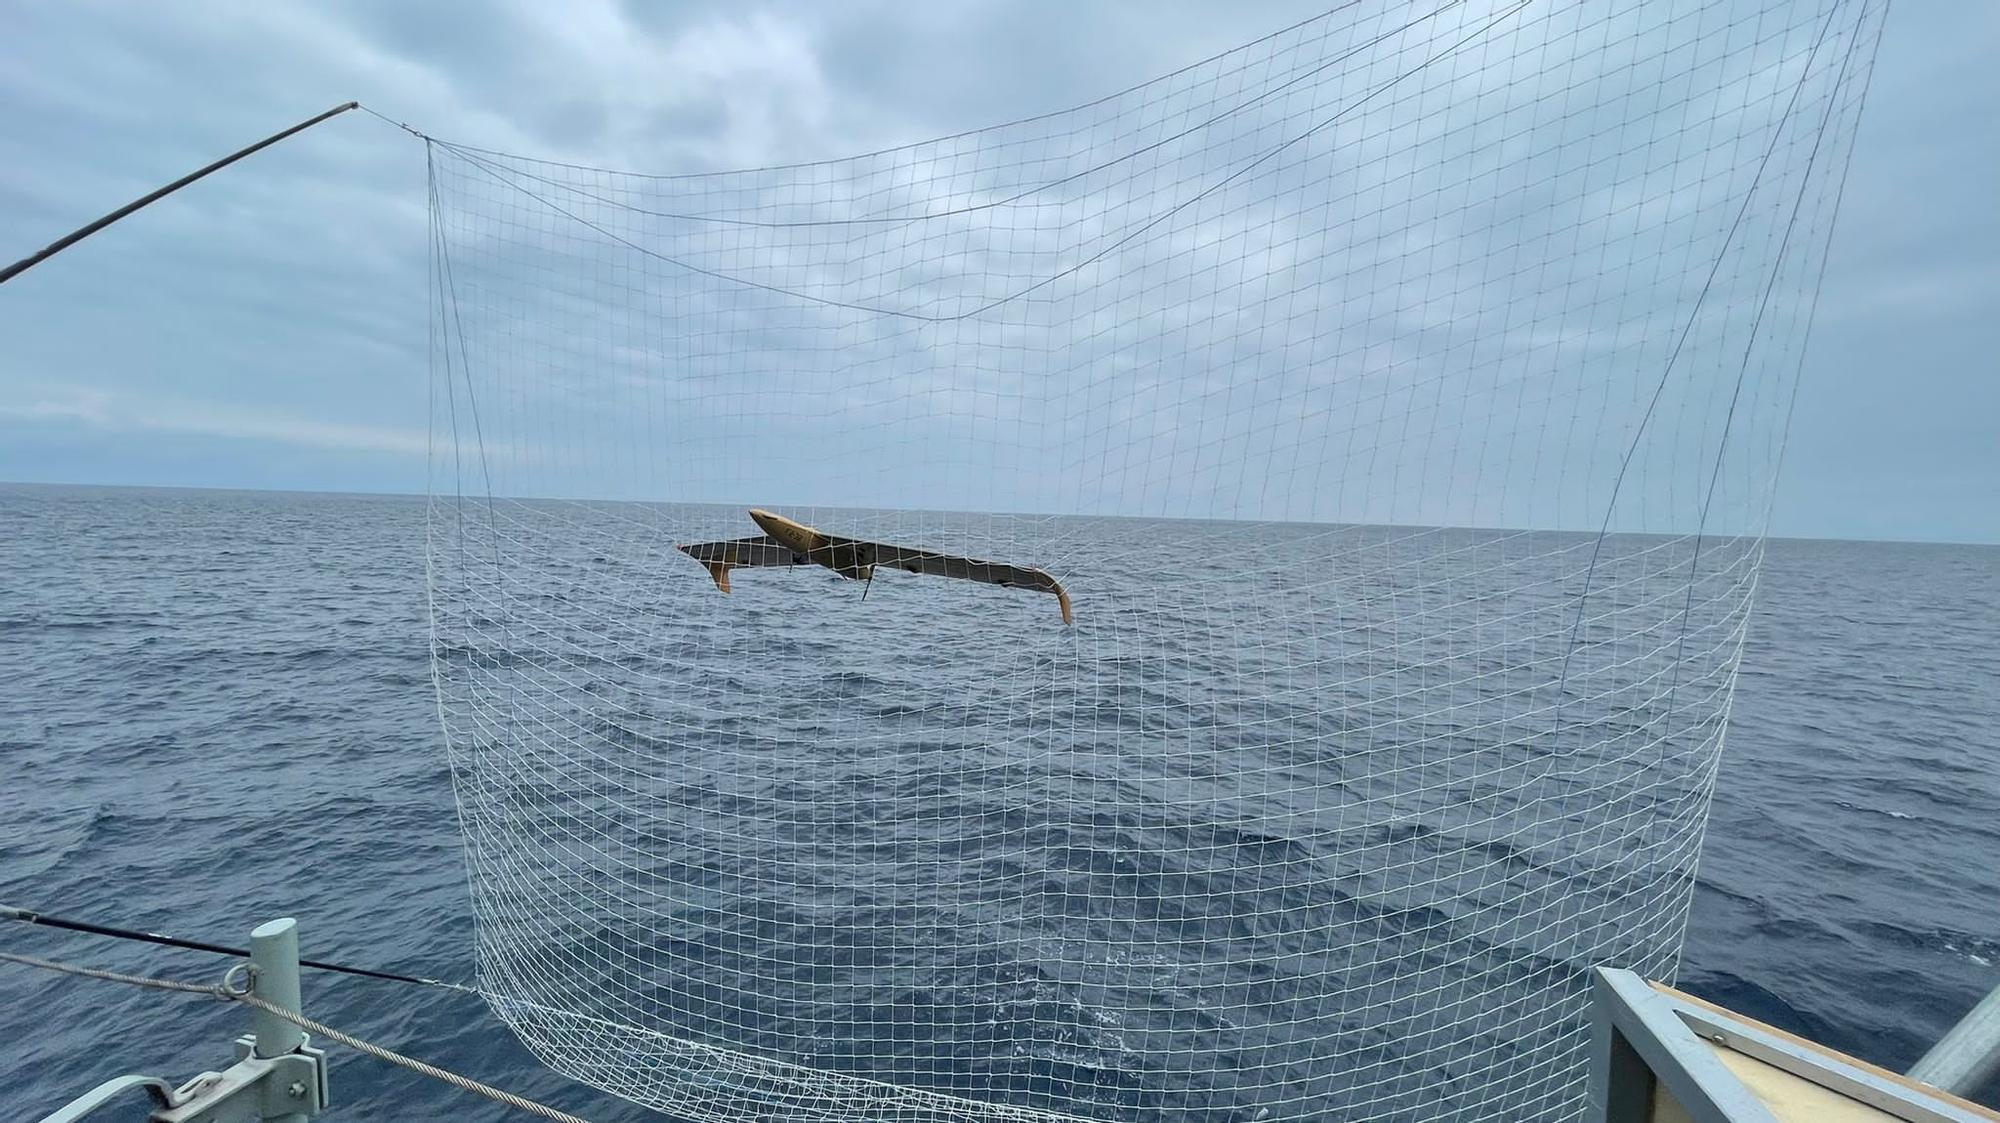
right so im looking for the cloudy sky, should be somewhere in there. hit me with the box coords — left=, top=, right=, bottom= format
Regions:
left=0, top=1, right=1992, bottom=543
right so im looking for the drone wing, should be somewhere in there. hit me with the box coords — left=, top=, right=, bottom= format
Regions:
left=677, top=535, right=806, bottom=593
left=862, top=540, right=1074, bottom=626
left=682, top=522, right=1074, bottom=625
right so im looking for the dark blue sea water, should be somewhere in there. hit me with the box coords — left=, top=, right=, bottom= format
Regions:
left=2, top=484, right=1995, bottom=1119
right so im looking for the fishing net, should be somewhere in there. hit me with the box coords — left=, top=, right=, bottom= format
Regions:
left=424, top=1, right=1886, bottom=1120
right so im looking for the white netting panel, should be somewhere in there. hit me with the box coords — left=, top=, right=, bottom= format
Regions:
left=426, top=2, right=1886, bottom=1120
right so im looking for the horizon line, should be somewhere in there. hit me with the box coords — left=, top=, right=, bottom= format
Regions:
left=4, top=477, right=1994, bottom=550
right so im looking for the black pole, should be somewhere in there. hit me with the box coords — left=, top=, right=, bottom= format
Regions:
left=0, top=903, right=454, bottom=988
left=0, top=100, right=360, bottom=286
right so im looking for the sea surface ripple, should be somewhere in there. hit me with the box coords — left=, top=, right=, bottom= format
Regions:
left=1, top=484, right=1994, bottom=1118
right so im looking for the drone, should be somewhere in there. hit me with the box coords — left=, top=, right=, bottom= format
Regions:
left=679, top=508, right=1073, bottom=626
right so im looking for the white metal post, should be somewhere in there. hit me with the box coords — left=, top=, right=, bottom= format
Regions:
left=249, top=917, right=307, bottom=1123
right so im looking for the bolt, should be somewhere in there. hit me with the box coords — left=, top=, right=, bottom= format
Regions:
left=288, top=1081, right=307, bottom=1099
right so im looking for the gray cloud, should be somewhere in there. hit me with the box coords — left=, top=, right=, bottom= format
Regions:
left=0, top=0, right=1991, bottom=541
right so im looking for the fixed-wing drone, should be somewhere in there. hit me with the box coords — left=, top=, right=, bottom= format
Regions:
left=678, top=508, right=1073, bottom=626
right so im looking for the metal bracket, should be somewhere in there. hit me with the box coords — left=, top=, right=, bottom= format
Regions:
left=1590, top=967, right=1997, bottom=1123
left=146, top=1035, right=330, bottom=1123
left=34, top=1074, right=189, bottom=1123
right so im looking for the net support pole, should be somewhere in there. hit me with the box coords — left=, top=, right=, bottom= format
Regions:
left=0, top=101, right=359, bottom=285
left=250, top=917, right=309, bottom=1123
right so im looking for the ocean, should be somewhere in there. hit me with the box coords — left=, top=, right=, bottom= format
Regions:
left=1, top=483, right=1994, bottom=1119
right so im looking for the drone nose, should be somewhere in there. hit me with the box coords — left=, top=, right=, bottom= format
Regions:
left=748, top=508, right=818, bottom=554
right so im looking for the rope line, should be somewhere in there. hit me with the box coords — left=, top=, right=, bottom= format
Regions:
left=358, top=102, right=428, bottom=141
left=436, top=0, right=1529, bottom=325
left=0, top=949, right=226, bottom=996
left=0, top=949, right=591, bottom=1123
left=237, top=993, right=592, bottom=1123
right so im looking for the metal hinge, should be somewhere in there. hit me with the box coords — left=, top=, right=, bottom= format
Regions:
left=148, top=1035, right=331, bottom=1123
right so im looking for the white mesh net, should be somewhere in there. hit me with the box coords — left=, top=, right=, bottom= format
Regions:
left=425, top=1, right=1887, bottom=1120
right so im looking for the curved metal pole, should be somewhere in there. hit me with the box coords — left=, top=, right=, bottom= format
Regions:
left=33, top=1074, right=184, bottom=1123
left=0, top=101, right=358, bottom=285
